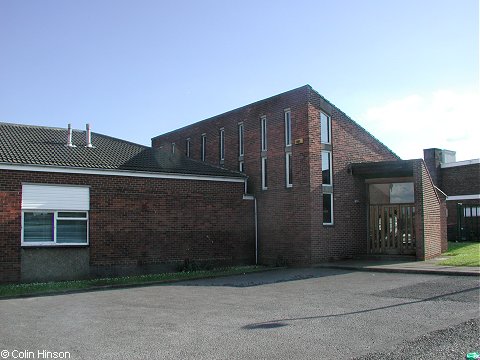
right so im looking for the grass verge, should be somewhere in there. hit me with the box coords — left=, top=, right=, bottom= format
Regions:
left=439, top=242, right=480, bottom=267
left=0, top=265, right=267, bottom=299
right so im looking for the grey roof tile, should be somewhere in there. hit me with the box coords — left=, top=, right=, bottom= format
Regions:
left=0, top=122, right=244, bottom=178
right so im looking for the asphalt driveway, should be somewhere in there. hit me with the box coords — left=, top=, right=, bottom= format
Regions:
left=0, top=268, right=479, bottom=359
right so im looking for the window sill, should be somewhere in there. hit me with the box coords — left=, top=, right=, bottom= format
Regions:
left=21, top=243, right=89, bottom=248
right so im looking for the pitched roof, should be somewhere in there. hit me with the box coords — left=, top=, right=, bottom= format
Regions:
left=0, top=122, right=244, bottom=178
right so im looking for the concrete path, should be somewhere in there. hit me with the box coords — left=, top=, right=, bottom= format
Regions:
left=315, top=256, right=480, bottom=276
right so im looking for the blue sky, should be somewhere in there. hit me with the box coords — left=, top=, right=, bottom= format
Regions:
left=1, top=0, right=478, bottom=160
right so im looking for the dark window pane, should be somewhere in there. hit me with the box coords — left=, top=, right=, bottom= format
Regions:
left=57, top=220, right=88, bottom=244
left=24, top=212, right=53, bottom=242
left=58, top=212, right=87, bottom=218
left=323, top=194, right=332, bottom=224
left=288, top=153, right=293, bottom=185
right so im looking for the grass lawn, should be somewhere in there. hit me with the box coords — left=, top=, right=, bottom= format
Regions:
left=0, top=265, right=267, bottom=299
left=439, top=242, right=480, bottom=267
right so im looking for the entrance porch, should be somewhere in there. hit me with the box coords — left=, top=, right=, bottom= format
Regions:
left=351, top=159, right=447, bottom=260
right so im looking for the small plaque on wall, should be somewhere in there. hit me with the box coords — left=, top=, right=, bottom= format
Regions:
left=294, top=138, right=304, bottom=145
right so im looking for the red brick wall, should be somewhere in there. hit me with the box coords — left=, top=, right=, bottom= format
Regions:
left=425, top=157, right=479, bottom=242
left=0, top=170, right=254, bottom=282
left=441, top=164, right=480, bottom=196
left=153, top=85, right=400, bottom=264
left=0, top=190, right=21, bottom=282
left=153, top=86, right=312, bottom=265
left=414, top=160, right=446, bottom=260
left=308, top=89, right=399, bottom=262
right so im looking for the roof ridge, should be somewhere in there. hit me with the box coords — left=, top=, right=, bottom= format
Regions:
left=152, top=84, right=310, bottom=141
left=307, top=87, right=401, bottom=160
left=0, top=122, right=149, bottom=150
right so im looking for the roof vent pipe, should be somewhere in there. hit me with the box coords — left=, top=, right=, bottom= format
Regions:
left=66, top=123, right=75, bottom=147
left=85, top=123, right=93, bottom=148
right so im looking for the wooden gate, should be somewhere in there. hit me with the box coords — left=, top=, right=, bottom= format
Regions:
left=368, top=204, right=416, bottom=255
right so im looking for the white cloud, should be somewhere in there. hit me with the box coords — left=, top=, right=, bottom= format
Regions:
left=357, top=89, right=480, bottom=161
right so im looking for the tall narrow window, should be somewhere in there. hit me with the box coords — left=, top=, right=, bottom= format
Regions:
left=238, top=123, right=244, bottom=156
left=320, top=112, right=331, bottom=144
left=171, top=142, right=175, bottom=154
left=219, top=128, right=225, bottom=161
left=185, top=138, right=191, bottom=157
left=239, top=161, right=244, bottom=173
left=201, top=134, right=206, bottom=161
left=322, top=150, right=332, bottom=185
left=261, top=157, right=268, bottom=190
left=286, top=152, right=293, bottom=188
left=261, top=116, right=267, bottom=151
left=285, top=110, right=292, bottom=146
left=323, top=194, right=333, bottom=225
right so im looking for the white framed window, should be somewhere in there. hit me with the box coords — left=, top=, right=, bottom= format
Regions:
left=238, top=123, right=244, bottom=156
left=171, top=142, right=175, bottom=154
left=261, top=157, right=268, bottom=190
left=464, top=206, right=480, bottom=217
left=322, top=150, right=332, bottom=185
left=201, top=134, right=206, bottom=161
left=21, top=184, right=90, bottom=246
left=239, top=161, right=244, bottom=173
left=185, top=138, right=191, bottom=157
left=285, top=110, right=292, bottom=146
left=286, top=152, right=293, bottom=188
left=320, top=112, right=331, bottom=144
left=261, top=116, right=267, bottom=151
left=323, top=193, right=334, bottom=225
left=22, top=211, right=89, bottom=245
left=219, top=128, right=225, bottom=161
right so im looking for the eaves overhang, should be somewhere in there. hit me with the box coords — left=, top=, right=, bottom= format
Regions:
left=350, top=160, right=417, bottom=179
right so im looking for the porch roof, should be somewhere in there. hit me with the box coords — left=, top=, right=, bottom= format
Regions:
left=350, top=160, right=417, bottom=179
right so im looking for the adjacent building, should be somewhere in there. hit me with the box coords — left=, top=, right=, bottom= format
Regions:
left=424, top=148, right=480, bottom=241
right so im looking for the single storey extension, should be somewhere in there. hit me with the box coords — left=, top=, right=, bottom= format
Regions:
left=0, top=123, right=254, bottom=283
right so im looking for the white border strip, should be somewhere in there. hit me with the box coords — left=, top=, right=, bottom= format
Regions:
left=0, top=163, right=246, bottom=184
left=441, top=159, right=480, bottom=168
left=446, top=194, right=480, bottom=201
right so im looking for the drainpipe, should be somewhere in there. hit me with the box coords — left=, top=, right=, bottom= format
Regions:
left=243, top=177, right=258, bottom=265
left=254, top=196, right=258, bottom=265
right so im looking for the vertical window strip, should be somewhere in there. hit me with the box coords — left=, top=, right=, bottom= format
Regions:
left=171, top=142, right=175, bottom=154
left=285, top=110, right=292, bottom=146
left=286, top=152, right=293, bottom=188
left=185, top=138, right=191, bottom=158
left=219, top=128, right=225, bottom=161
left=239, top=161, right=244, bottom=172
left=201, top=134, right=206, bottom=161
left=323, top=193, right=334, bottom=225
left=322, top=150, right=332, bottom=185
left=320, top=112, right=331, bottom=144
left=261, top=116, right=267, bottom=151
left=261, top=157, right=268, bottom=190
left=238, top=123, right=244, bottom=156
